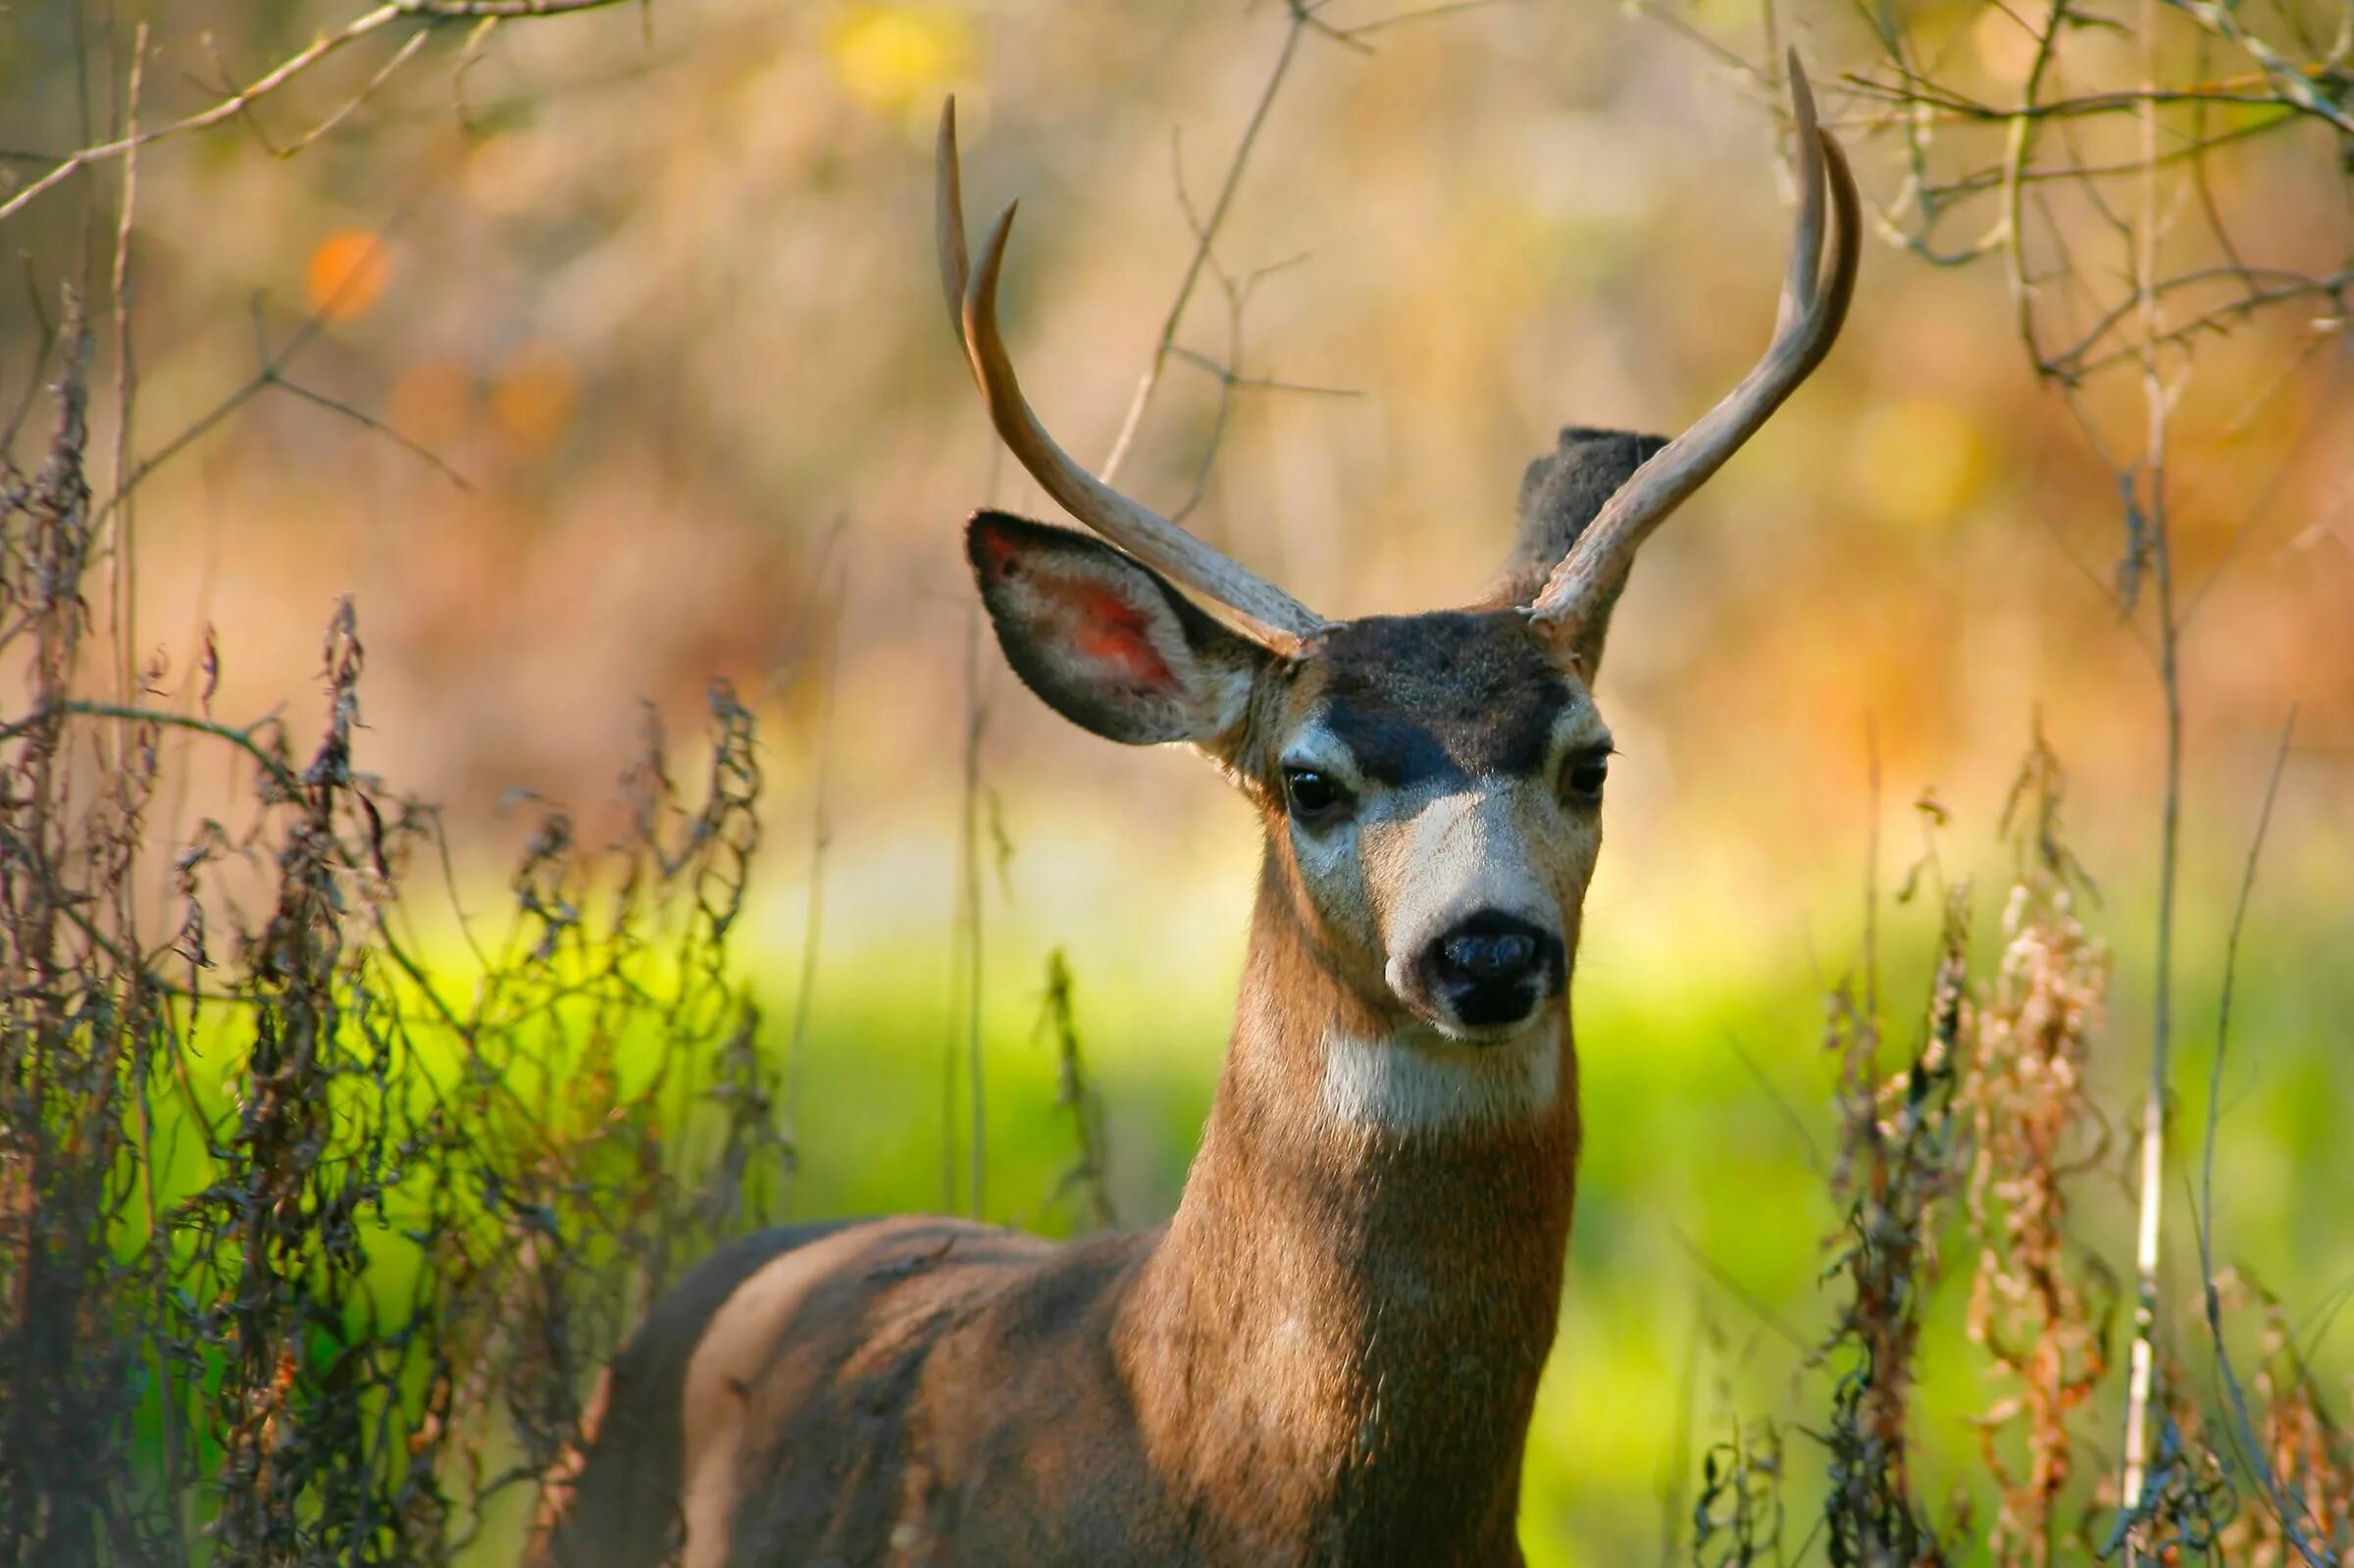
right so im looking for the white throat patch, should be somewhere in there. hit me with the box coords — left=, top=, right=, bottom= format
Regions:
left=1316, top=1021, right=1561, bottom=1135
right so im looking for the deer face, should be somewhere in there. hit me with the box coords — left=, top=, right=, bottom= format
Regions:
left=1256, top=614, right=1610, bottom=1039
left=972, top=513, right=1611, bottom=1042
left=943, top=57, right=1856, bottom=1055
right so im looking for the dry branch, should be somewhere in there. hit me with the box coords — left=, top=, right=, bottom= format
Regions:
left=0, top=0, right=642, bottom=228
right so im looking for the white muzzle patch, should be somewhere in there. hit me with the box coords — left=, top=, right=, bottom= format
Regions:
left=1315, top=1020, right=1561, bottom=1135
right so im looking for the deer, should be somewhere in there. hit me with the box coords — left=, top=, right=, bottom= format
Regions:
left=538, top=54, right=1857, bottom=1568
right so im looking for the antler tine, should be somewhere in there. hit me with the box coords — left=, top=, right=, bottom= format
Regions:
left=1528, top=52, right=1861, bottom=632
left=934, top=99, right=1325, bottom=651
left=936, top=98, right=975, bottom=378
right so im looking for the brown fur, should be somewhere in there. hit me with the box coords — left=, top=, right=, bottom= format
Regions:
left=541, top=894, right=1575, bottom=1567
left=537, top=431, right=1656, bottom=1567
left=1475, top=427, right=1669, bottom=679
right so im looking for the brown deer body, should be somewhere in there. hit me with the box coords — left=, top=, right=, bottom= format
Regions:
left=541, top=58, right=1856, bottom=1568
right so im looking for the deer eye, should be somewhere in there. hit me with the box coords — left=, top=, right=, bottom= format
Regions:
left=1282, top=766, right=1354, bottom=828
left=1561, top=753, right=1610, bottom=808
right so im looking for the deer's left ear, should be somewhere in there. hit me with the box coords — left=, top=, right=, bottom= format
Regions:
left=967, top=511, right=1271, bottom=752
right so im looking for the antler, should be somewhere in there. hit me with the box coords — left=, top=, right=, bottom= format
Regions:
left=936, top=100, right=1325, bottom=651
left=1527, top=53, right=1860, bottom=633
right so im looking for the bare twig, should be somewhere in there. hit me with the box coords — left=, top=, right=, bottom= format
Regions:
left=1331, top=0, right=1514, bottom=41
left=92, top=209, right=467, bottom=538
left=2193, top=713, right=2331, bottom=1567
left=0, top=702, right=299, bottom=794
left=107, top=27, right=146, bottom=716
left=0, top=0, right=643, bottom=228
left=1670, top=1228, right=1812, bottom=1355
left=782, top=529, right=848, bottom=1201
left=940, top=608, right=990, bottom=1217
left=214, top=25, right=433, bottom=160
left=1841, top=72, right=2354, bottom=137
left=1099, top=9, right=1309, bottom=484
left=1037, top=948, right=1116, bottom=1233
left=2121, top=3, right=2182, bottom=1530
left=269, top=376, right=474, bottom=490
left=1656, top=1299, right=1701, bottom=1567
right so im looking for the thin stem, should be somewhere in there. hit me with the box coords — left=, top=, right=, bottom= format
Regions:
left=0, top=6, right=400, bottom=228
left=784, top=529, right=850, bottom=1204
left=0, top=0, right=640, bottom=228
left=1919, top=113, right=2303, bottom=201
left=2121, top=0, right=2177, bottom=1531
left=1339, top=0, right=1512, bottom=40
left=1100, top=10, right=1306, bottom=483
left=2194, top=714, right=2331, bottom=1565
left=960, top=610, right=988, bottom=1222
left=1843, top=72, right=2354, bottom=136
left=1864, top=717, right=1881, bottom=1025
left=107, top=27, right=144, bottom=718
left=2197, top=717, right=2293, bottom=1255
left=2001, top=3, right=2068, bottom=369
left=0, top=702, right=298, bottom=793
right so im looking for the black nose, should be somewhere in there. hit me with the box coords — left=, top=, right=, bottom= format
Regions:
left=1444, top=930, right=1537, bottom=984
left=1421, top=911, right=1563, bottom=1029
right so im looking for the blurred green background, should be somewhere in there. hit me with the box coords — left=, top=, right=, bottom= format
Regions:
left=4, top=0, right=2349, bottom=1559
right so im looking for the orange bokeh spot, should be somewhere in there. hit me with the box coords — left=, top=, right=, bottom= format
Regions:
left=305, top=229, right=389, bottom=322
left=488, top=342, right=578, bottom=458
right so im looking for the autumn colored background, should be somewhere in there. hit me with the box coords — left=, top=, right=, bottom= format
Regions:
left=2, top=0, right=2348, bottom=1559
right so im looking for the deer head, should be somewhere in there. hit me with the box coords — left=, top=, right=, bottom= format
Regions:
left=939, top=61, right=1857, bottom=1089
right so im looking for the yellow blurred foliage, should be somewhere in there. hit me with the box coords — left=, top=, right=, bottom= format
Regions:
left=824, top=5, right=970, bottom=112
left=1851, top=396, right=1986, bottom=531
left=304, top=228, right=389, bottom=321
left=488, top=343, right=578, bottom=459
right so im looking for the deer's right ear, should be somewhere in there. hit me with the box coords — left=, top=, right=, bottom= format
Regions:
left=967, top=511, right=1270, bottom=750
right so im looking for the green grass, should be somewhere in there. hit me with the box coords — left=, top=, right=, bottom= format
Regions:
left=504, top=854, right=2349, bottom=1563
left=109, top=827, right=2347, bottom=1564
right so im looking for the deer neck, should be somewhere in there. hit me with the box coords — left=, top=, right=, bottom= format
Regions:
left=1115, top=855, right=1582, bottom=1555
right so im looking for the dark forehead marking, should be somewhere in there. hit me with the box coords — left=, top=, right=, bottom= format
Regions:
left=1305, top=612, right=1577, bottom=787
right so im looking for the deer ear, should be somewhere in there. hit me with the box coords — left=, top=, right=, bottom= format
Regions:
left=967, top=511, right=1269, bottom=749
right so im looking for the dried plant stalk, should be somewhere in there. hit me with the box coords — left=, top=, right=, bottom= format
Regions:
left=1961, top=738, right=2117, bottom=1567
left=1816, top=876, right=1968, bottom=1567
left=2, top=309, right=781, bottom=1561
